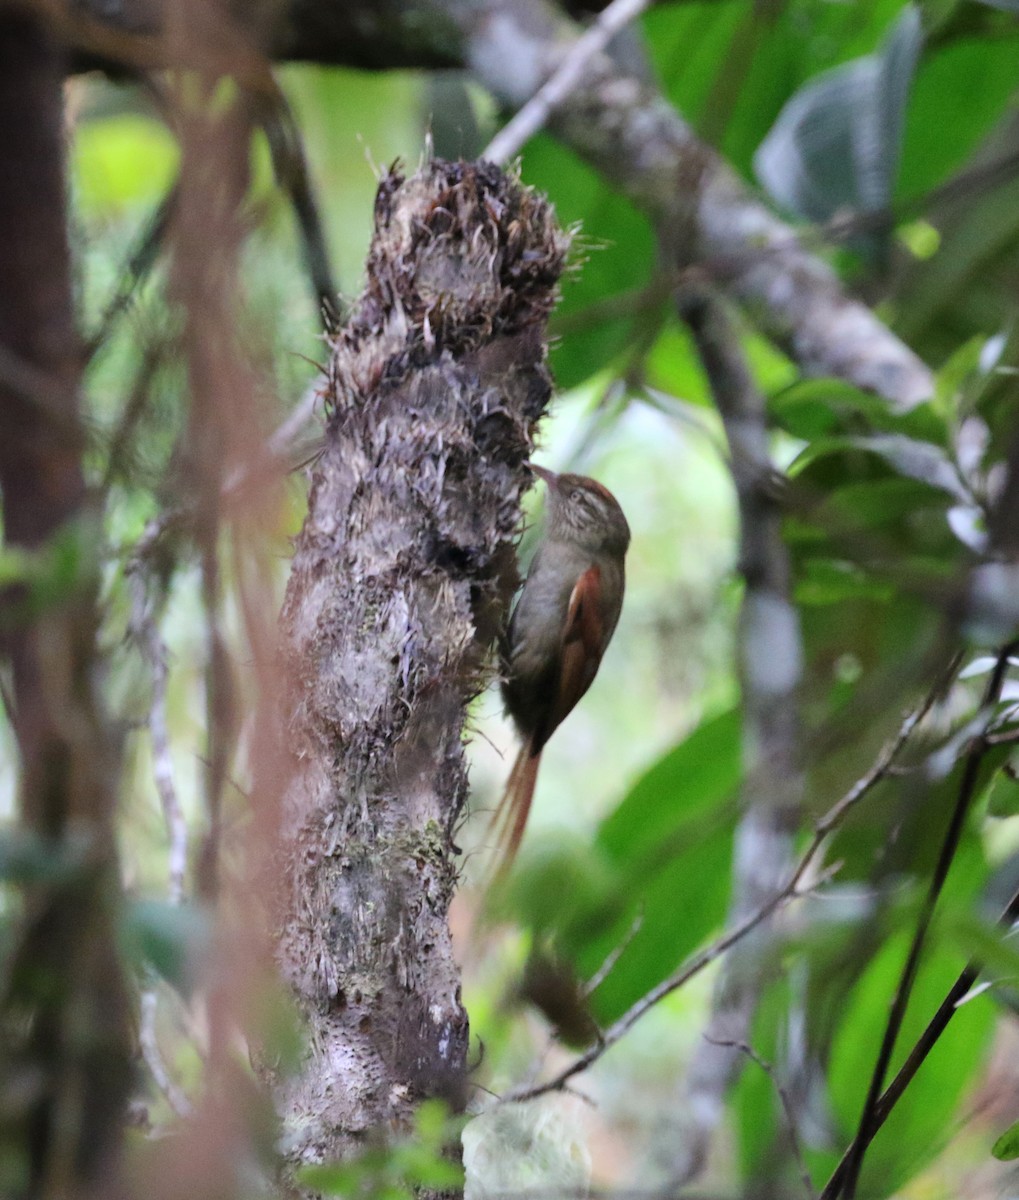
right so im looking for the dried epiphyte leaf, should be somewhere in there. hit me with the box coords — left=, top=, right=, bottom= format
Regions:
left=328, top=159, right=570, bottom=413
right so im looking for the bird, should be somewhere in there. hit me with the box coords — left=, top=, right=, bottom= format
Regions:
left=490, top=462, right=631, bottom=876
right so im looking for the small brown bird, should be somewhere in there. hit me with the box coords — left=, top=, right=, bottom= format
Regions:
left=491, top=463, right=631, bottom=874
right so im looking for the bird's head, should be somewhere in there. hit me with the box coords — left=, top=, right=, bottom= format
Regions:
left=527, top=463, right=631, bottom=556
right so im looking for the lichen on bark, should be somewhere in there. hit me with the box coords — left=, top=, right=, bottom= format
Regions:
left=275, top=158, right=568, bottom=1166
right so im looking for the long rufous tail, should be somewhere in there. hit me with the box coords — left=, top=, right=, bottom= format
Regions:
left=488, top=739, right=542, bottom=879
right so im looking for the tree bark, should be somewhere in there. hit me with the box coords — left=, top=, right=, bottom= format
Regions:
left=274, top=158, right=567, bottom=1167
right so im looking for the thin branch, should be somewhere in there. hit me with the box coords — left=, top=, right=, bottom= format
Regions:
left=584, top=906, right=643, bottom=999
left=675, top=280, right=804, bottom=1180
left=482, top=0, right=653, bottom=165
left=705, top=1037, right=814, bottom=1200
left=84, top=185, right=175, bottom=364
left=138, top=985, right=193, bottom=1119
left=127, top=550, right=188, bottom=905
left=837, top=639, right=1018, bottom=1200
left=254, top=80, right=340, bottom=329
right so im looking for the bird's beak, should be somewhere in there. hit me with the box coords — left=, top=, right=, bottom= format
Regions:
left=525, top=461, right=559, bottom=490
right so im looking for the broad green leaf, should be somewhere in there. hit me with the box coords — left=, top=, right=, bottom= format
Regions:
left=524, top=133, right=656, bottom=389
left=770, top=378, right=947, bottom=444
left=826, top=932, right=994, bottom=1196
left=944, top=910, right=1019, bottom=983
left=646, top=0, right=911, bottom=173
left=561, top=709, right=741, bottom=1022
left=795, top=557, right=897, bottom=605
left=985, top=762, right=1019, bottom=817
left=899, top=34, right=1019, bottom=201
left=754, top=6, right=922, bottom=252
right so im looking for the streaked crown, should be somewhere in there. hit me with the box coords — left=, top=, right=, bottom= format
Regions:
left=529, top=464, right=631, bottom=556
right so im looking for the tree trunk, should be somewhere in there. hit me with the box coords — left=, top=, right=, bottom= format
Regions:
left=0, top=11, right=131, bottom=1197
left=274, top=159, right=567, bottom=1167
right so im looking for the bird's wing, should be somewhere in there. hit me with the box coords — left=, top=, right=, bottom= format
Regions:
left=533, top=563, right=605, bottom=752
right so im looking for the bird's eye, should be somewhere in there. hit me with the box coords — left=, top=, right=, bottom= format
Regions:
left=569, top=489, right=581, bottom=501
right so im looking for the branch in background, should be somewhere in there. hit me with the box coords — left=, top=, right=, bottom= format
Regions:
left=127, top=547, right=195, bottom=1120
left=167, top=83, right=256, bottom=912
left=482, top=0, right=653, bottom=164
left=821, top=876, right=1019, bottom=1200
left=461, top=0, right=934, bottom=408
left=824, top=643, right=1019, bottom=1200
left=86, top=67, right=338, bottom=368
left=138, top=986, right=194, bottom=1120
left=254, top=78, right=340, bottom=329
left=85, top=184, right=175, bottom=364
left=504, top=667, right=953, bottom=1104
left=126, top=554, right=188, bottom=905
left=705, top=1037, right=813, bottom=1200
left=672, top=281, right=804, bottom=1185
left=64, top=0, right=932, bottom=407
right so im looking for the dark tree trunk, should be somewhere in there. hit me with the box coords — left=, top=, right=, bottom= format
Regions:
left=274, top=159, right=567, bottom=1167
left=0, top=10, right=132, bottom=1199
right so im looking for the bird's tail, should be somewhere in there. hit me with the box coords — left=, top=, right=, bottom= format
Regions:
left=487, top=739, right=542, bottom=880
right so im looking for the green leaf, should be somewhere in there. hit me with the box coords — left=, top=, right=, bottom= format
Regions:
left=795, top=557, right=897, bottom=605
left=770, top=377, right=947, bottom=444
left=789, top=432, right=967, bottom=501
left=944, top=910, right=1019, bottom=983
left=120, top=900, right=212, bottom=994
left=754, top=5, right=921, bottom=254
left=523, top=133, right=656, bottom=390
left=992, top=1118, right=1019, bottom=1160
left=72, top=113, right=179, bottom=216
left=985, top=761, right=1019, bottom=817
left=900, top=33, right=1019, bottom=201
left=827, top=932, right=994, bottom=1195
left=561, top=710, right=741, bottom=1022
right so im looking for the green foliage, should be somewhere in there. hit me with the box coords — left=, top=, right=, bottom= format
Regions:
left=992, top=1117, right=1019, bottom=1161
left=119, top=900, right=212, bottom=996
left=755, top=6, right=922, bottom=259
left=298, top=1102, right=465, bottom=1198
left=524, top=133, right=656, bottom=389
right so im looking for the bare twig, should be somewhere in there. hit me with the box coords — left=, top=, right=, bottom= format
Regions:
left=84, top=186, right=175, bottom=364
left=504, top=864, right=837, bottom=1105
left=255, top=81, right=339, bottom=328
left=138, top=985, right=193, bottom=1119
left=482, top=0, right=653, bottom=165
left=705, top=1037, right=814, bottom=1200
left=127, top=558, right=188, bottom=905
left=584, top=907, right=643, bottom=999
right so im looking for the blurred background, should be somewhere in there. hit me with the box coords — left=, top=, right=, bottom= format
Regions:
left=7, top=2, right=1019, bottom=1196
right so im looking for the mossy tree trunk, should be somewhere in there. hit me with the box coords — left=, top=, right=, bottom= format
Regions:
left=274, top=159, right=567, bottom=1167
